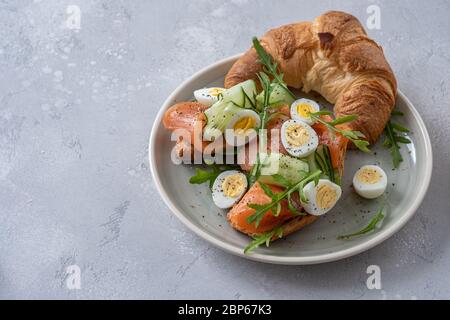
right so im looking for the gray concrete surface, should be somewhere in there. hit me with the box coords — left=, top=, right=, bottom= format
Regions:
left=0, top=0, right=449, bottom=299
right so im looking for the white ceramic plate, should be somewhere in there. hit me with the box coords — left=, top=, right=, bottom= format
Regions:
left=149, top=54, right=432, bottom=265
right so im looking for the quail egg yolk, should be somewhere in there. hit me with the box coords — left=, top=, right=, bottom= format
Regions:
left=285, top=124, right=310, bottom=147
left=296, top=103, right=314, bottom=118
left=356, top=167, right=382, bottom=184
left=208, top=87, right=224, bottom=97
left=316, top=184, right=338, bottom=209
left=233, top=117, right=256, bottom=134
left=222, top=174, right=246, bottom=197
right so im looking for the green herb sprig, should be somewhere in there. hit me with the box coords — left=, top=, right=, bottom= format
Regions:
left=314, top=144, right=336, bottom=184
left=246, top=170, right=322, bottom=227
left=247, top=72, right=273, bottom=186
left=244, top=227, right=283, bottom=254
left=383, top=110, right=411, bottom=168
left=338, top=206, right=385, bottom=239
left=256, top=72, right=273, bottom=129
left=308, top=111, right=370, bottom=153
left=247, top=37, right=299, bottom=186
left=252, top=37, right=296, bottom=99
left=189, top=164, right=237, bottom=188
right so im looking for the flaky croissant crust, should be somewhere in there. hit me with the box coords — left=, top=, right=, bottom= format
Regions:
left=225, top=11, right=397, bottom=144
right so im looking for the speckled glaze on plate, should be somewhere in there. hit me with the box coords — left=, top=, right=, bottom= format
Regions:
left=149, top=54, right=433, bottom=265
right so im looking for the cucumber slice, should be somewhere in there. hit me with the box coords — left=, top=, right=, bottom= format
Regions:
left=203, top=101, right=242, bottom=141
left=258, top=153, right=309, bottom=186
left=307, top=152, right=318, bottom=172
left=256, top=83, right=296, bottom=109
left=203, top=80, right=258, bottom=141
left=221, top=79, right=257, bottom=108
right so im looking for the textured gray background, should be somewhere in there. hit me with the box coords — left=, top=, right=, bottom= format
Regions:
left=0, top=0, right=449, bottom=299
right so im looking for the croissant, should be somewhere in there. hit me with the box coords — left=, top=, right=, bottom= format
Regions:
left=224, top=11, right=397, bottom=144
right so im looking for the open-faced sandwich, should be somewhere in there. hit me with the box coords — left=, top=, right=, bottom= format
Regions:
left=162, top=11, right=410, bottom=253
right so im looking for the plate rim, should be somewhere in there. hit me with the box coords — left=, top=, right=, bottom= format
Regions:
left=148, top=54, right=433, bottom=265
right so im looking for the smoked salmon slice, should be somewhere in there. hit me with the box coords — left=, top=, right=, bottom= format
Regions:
left=312, top=115, right=349, bottom=173
left=163, top=102, right=210, bottom=156
left=227, top=182, right=302, bottom=235
left=163, top=102, right=208, bottom=139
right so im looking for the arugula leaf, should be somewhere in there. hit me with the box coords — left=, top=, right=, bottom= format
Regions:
left=247, top=72, right=273, bottom=187
left=309, top=112, right=370, bottom=153
left=189, top=168, right=218, bottom=188
left=391, top=110, right=404, bottom=116
left=395, top=136, right=411, bottom=144
left=298, top=170, right=320, bottom=203
left=338, top=207, right=385, bottom=240
left=246, top=202, right=273, bottom=227
left=390, top=121, right=410, bottom=133
left=383, top=110, right=411, bottom=169
left=252, top=37, right=296, bottom=99
left=258, top=181, right=274, bottom=197
left=313, top=110, right=333, bottom=116
left=246, top=170, right=322, bottom=227
left=322, top=144, right=335, bottom=183
left=271, top=174, right=291, bottom=188
left=385, top=122, right=402, bottom=168
left=189, top=164, right=237, bottom=188
left=257, top=72, right=272, bottom=107
left=330, top=115, right=358, bottom=126
left=314, top=144, right=336, bottom=184
left=286, top=191, right=303, bottom=215
left=352, top=140, right=370, bottom=152
left=244, top=227, right=283, bottom=254
left=274, top=202, right=282, bottom=217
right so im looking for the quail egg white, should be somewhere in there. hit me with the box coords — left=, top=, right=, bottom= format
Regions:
left=224, top=109, right=260, bottom=147
left=300, top=179, right=342, bottom=216
left=353, top=165, right=387, bottom=199
left=212, top=170, right=248, bottom=209
left=290, top=98, right=320, bottom=125
left=281, top=119, right=319, bottom=158
left=194, top=87, right=225, bottom=107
